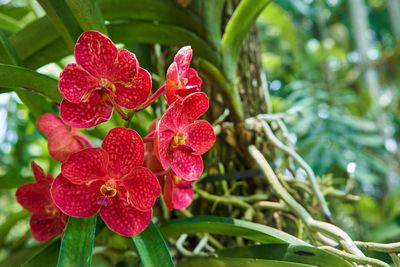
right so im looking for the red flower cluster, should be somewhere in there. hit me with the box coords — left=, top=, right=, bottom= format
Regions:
left=16, top=31, right=215, bottom=240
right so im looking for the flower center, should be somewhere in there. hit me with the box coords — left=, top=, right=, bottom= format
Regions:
left=173, top=175, right=182, bottom=184
left=99, top=78, right=116, bottom=93
left=100, top=184, right=117, bottom=198
left=45, top=204, right=58, bottom=218
left=171, top=135, right=186, bottom=147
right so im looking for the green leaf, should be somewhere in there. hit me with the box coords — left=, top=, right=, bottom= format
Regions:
left=24, top=38, right=70, bottom=70
left=57, top=216, right=97, bottom=267
left=0, top=209, right=30, bottom=246
left=22, top=239, right=60, bottom=267
left=66, top=0, right=108, bottom=34
left=132, top=221, right=174, bottom=267
left=0, top=13, right=24, bottom=33
left=0, top=172, right=34, bottom=189
left=0, top=64, right=61, bottom=103
left=108, top=22, right=219, bottom=66
left=217, top=244, right=352, bottom=267
left=99, top=0, right=202, bottom=36
left=221, top=0, right=271, bottom=80
left=159, top=216, right=308, bottom=245
left=199, top=0, right=225, bottom=49
left=37, top=0, right=82, bottom=50
left=179, top=257, right=316, bottom=267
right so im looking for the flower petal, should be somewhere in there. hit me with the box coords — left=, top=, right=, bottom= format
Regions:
left=36, top=113, right=66, bottom=137
left=75, top=31, right=118, bottom=78
left=100, top=187, right=152, bottom=236
left=48, top=128, right=86, bottom=163
left=51, top=174, right=102, bottom=217
left=163, top=173, right=173, bottom=210
left=184, top=120, right=215, bottom=155
left=122, top=166, right=160, bottom=211
left=16, top=183, right=52, bottom=215
left=154, top=128, right=175, bottom=170
left=179, top=92, right=209, bottom=127
left=102, top=127, right=144, bottom=178
left=30, top=214, right=66, bottom=243
left=167, top=150, right=203, bottom=180
left=173, top=180, right=193, bottom=210
left=174, top=46, right=192, bottom=73
left=62, top=148, right=108, bottom=184
left=60, top=92, right=113, bottom=128
left=58, top=63, right=99, bottom=103
left=114, top=68, right=151, bottom=109
left=110, top=49, right=139, bottom=83
left=31, top=161, right=53, bottom=185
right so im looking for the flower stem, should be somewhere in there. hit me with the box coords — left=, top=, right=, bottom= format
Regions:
left=74, top=133, right=94, bottom=148
left=136, top=84, right=165, bottom=111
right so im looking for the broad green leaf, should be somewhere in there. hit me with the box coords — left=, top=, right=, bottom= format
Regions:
left=57, top=216, right=97, bottom=267
left=37, top=0, right=82, bottom=50
left=221, top=0, right=271, bottom=80
left=9, top=16, right=59, bottom=61
left=159, top=216, right=308, bottom=245
left=179, top=257, right=316, bottom=267
left=218, top=244, right=352, bottom=267
left=22, top=239, right=60, bottom=267
left=0, top=209, right=30, bottom=246
left=0, top=13, right=24, bottom=33
left=66, top=0, right=108, bottom=34
left=99, top=0, right=202, bottom=36
left=132, top=221, right=174, bottom=267
left=0, top=64, right=61, bottom=103
left=200, top=0, right=225, bottom=49
left=108, top=22, right=219, bottom=66
left=24, top=38, right=70, bottom=70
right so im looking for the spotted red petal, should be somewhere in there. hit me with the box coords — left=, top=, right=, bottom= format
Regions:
left=60, top=92, right=113, bottom=128
left=16, top=183, right=52, bottom=215
left=110, top=49, right=139, bottom=83
left=36, top=113, right=66, bottom=137
left=184, top=120, right=215, bottom=155
left=122, top=166, right=160, bottom=211
left=58, top=64, right=99, bottom=103
left=179, top=92, right=209, bottom=127
left=163, top=173, right=174, bottom=210
left=31, top=161, right=53, bottom=185
left=30, top=214, right=66, bottom=243
left=51, top=174, right=102, bottom=217
left=174, top=46, right=192, bottom=73
left=102, top=127, right=144, bottom=178
left=99, top=187, right=152, bottom=236
left=114, top=68, right=151, bottom=109
left=74, top=31, right=118, bottom=78
left=48, top=127, right=86, bottom=162
left=62, top=148, right=108, bottom=184
left=154, top=128, right=175, bottom=170
left=173, top=179, right=193, bottom=210
left=167, top=150, right=203, bottom=180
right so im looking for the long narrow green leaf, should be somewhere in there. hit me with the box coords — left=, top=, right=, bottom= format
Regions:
left=201, top=0, right=225, bottom=49
left=159, top=216, right=308, bottom=245
left=37, top=0, right=82, bottom=50
left=57, top=216, right=97, bottom=267
left=99, top=0, right=202, bottom=36
left=22, top=239, right=60, bottom=267
left=24, top=38, right=70, bottom=70
left=221, top=0, right=271, bottom=79
left=132, top=221, right=174, bottom=267
left=9, top=16, right=59, bottom=61
left=179, top=257, right=316, bottom=267
left=0, top=13, right=24, bottom=33
left=0, top=64, right=61, bottom=102
left=0, top=173, right=34, bottom=189
left=66, top=0, right=108, bottom=34
left=108, top=22, right=219, bottom=66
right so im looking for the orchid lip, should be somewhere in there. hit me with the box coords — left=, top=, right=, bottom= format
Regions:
left=173, top=144, right=196, bottom=153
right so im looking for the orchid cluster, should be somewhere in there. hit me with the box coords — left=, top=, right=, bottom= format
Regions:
left=16, top=31, right=215, bottom=242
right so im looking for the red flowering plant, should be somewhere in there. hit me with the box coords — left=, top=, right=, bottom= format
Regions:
left=16, top=162, right=68, bottom=242
left=51, top=127, right=161, bottom=236
left=58, top=31, right=151, bottom=128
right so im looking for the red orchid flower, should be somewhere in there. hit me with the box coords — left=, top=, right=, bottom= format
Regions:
left=162, top=170, right=193, bottom=210
left=144, top=118, right=164, bottom=175
left=16, top=162, right=68, bottom=243
left=59, top=31, right=151, bottom=128
left=165, top=46, right=202, bottom=105
left=37, top=113, right=90, bottom=162
left=154, top=92, right=215, bottom=180
left=51, top=127, right=161, bottom=236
